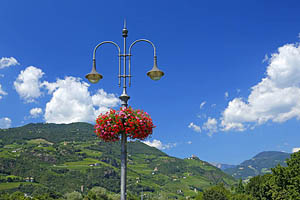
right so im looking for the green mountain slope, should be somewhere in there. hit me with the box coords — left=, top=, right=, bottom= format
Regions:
left=0, top=123, right=236, bottom=199
left=224, top=151, right=290, bottom=180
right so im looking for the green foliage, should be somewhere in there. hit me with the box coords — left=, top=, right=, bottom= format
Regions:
left=230, top=193, right=255, bottom=200
left=0, top=120, right=298, bottom=199
left=243, top=150, right=300, bottom=200
left=202, top=183, right=230, bottom=200
left=0, top=175, right=23, bottom=183
left=0, top=191, right=63, bottom=200
left=245, top=174, right=272, bottom=200
left=235, top=179, right=244, bottom=194
left=0, top=193, right=10, bottom=200
left=0, top=122, right=236, bottom=199
left=35, top=192, right=63, bottom=200
left=64, top=191, right=83, bottom=200
left=4, top=120, right=299, bottom=200
left=198, top=183, right=254, bottom=200
left=6, top=191, right=32, bottom=200
left=85, top=187, right=137, bottom=200
left=268, top=151, right=300, bottom=200
left=195, top=192, right=203, bottom=200
left=0, top=122, right=96, bottom=145
left=86, top=187, right=109, bottom=200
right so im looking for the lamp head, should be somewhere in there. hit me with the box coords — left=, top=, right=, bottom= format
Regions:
left=147, top=57, right=164, bottom=80
left=147, top=67, right=164, bottom=80
left=85, top=61, right=103, bottom=84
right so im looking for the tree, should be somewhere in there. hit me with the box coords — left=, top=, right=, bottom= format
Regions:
left=86, top=187, right=109, bottom=200
left=8, top=191, right=32, bottom=200
left=195, top=192, right=203, bottom=200
left=106, top=194, right=120, bottom=200
left=235, top=179, right=245, bottom=194
left=245, top=174, right=272, bottom=200
left=64, top=191, right=83, bottom=200
left=0, top=193, right=10, bottom=200
left=268, top=151, right=300, bottom=200
left=202, top=183, right=230, bottom=200
left=35, top=193, right=63, bottom=200
left=243, top=151, right=300, bottom=200
left=230, top=193, right=255, bottom=200
left=285, top=151, right=300, bottom=199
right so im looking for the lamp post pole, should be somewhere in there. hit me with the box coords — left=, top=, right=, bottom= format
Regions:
left=85, top=22, right=164, bottom=200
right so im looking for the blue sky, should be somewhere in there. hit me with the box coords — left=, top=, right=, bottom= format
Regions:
left=1, top=0, right=300, bottom=164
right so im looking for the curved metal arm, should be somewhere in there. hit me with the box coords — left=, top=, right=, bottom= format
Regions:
left=93, top=41, right=121, bottom=59
left=93, top=41, right=122, bottom=86
left=128, top=39, right=156, bottom=57
left=128, top=39, right=157, bottom=86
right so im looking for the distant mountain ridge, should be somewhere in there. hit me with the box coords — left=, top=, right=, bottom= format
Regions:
left=224, top=151, right=290, bottom=180
left=210, top=162, right=237, bottom=171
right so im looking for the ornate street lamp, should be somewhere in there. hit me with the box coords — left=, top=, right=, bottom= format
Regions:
left=85, top=22, right=164, bottom=200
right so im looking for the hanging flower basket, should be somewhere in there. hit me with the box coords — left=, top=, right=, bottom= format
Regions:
left=94, top=107, right=155, bottom=142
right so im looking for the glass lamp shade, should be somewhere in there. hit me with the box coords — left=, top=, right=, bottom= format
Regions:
left=147, top=66, right=164, bottom=81
left=85, top=70, right=103, bottom=84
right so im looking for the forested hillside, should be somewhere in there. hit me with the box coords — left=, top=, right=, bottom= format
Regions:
left=0, top=123, right=236, bottom=199
left=225, top=151, right=290, bottom=180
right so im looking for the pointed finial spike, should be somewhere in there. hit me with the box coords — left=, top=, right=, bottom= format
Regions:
left=122, top=19, right=128, bottom=37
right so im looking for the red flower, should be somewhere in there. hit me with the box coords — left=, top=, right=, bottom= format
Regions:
left=94, top=107, right=155, bottom=142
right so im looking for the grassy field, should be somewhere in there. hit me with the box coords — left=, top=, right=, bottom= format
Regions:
left=0, top=182, right=21, bottom=190
left=0, top=149, right=19, bottom=158
left=27, top=138, right=53, bottom=145
left=79, top=148, right=102, bottom=157
left=3, top=144, right=19, bottom=149
left=64, top=158, right=99, bottom=165
left=53, top=158, right=117, bottom=171
left=0, top=182, right=40, bottom=190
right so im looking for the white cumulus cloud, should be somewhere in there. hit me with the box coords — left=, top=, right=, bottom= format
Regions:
left=188, top=122, right=201, bottom=133
left=143, top=139, right=177, bottom=150
left=203, top=117, right=218, bottom=136
left=14, top=66, right=44, bottom=102
left=200, top=101, right=206, bottom=109
left=14, top=66, right=120, bottom=124
left=292, top=147, right=300, bottom=153
left=0, top=57, right=19, bottom=69
left=0, top=84, right=7, bottom=99
left=30, top=108, right=43, bottom=118
left=222, top=43, right=300, bottom=131
left=0, top=117, right=12, bottom=129
left=92, top=89, right=120, bottom=117
left=262, top=54, right=269, bottom=63
left=43, top=76, right=120, bottom=124
left=0, top=57, right=18, bottom=99
left=225, top=92, right=229, bottom=99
